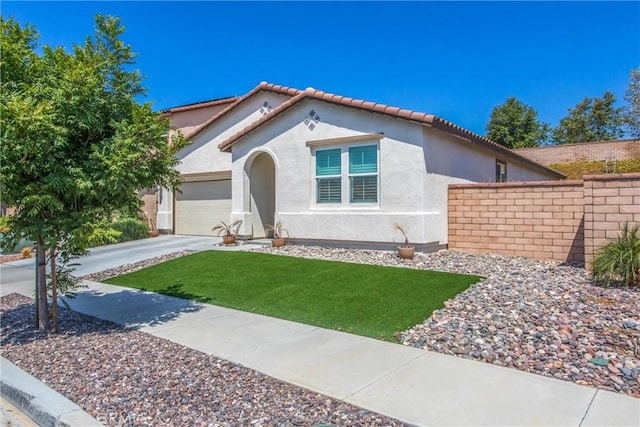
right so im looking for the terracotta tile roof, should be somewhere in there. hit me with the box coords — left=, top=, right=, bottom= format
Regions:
left=184, top=82, right=302, bottom=139
left=161, top=96, right=239, bottom=114
left=216, top=85, right=565, bottom=179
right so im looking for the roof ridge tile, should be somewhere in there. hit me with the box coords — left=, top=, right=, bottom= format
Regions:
left=185, top=81, right=302, bottom=139
left=214, top=83, right=564, bottom=179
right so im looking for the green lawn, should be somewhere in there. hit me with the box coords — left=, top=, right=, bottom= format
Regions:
left=105, top=251, right=481, bottom=341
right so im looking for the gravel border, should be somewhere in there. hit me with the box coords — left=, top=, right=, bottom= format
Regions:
left=252, top=245, right=639, bottom=398
left=1, top=294, right=403, bottom=426
left=8, top=243, right=637, bottom=425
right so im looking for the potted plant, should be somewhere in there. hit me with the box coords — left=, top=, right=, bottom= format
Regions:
left=393, top=221, right=415, bottom=260
left=147, top=215, right=160, bottom=238
left=265, top=220, right=288, bottom=248
left=212, top=219, right=242, bottom=245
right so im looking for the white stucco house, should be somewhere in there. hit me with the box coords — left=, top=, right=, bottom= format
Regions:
left=158, top=82, right=564, bottom=250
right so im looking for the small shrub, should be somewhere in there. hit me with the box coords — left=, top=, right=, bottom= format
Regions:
left=20, top=246, right=32, bottom=258
left=592, top=223, right=640, bottom=287
left=47, top=254, right=87, bottom=309
left=212, top=219, right=242, bottom=237
left=0, top=216, right=10, bottom=234
left=85, top=223, right=122, bottom=247
left=112, top=217, right=149, bottom=242
left=549, top=159, right=640, bottom=180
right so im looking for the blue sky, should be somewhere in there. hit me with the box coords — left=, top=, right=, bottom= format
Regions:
left=3, top=1, right=639, bottom=135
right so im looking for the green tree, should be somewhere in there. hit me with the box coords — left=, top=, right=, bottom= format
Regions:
left=0, top=15, right=188, bottom=332
left=485, top=97, right=550, bottom=148
left=551, top=91, right=625, bottom=144
left=624, top=66, right=640, bottom=138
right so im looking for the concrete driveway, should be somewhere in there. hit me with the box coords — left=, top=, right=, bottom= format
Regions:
left=3, top=235, right=220, bottom=277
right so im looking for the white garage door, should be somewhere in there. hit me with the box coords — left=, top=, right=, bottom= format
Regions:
left=175, top=180, right=232, bottom=236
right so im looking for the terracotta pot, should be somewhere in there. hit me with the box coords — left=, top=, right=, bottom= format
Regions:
left=223, top=235, right=236, bottom=245
left=398, top=246, right=415, bottom=260
left=148, top=230, right=160, bottom=238
left=272, top=238, right=286, bottom=248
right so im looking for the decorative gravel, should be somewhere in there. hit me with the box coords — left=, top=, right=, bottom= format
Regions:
left=81, top=251, right=196, bottom=282
left=254, top=245, right=640, bottom=398
left=0, top=294, right=403, bottom=426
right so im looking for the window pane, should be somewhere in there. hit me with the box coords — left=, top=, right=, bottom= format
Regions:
left=349, top=146, right=377, bottom=174
left=317, top=177, right=341, bottom=203
left=496, top=161, right=507, bottom=182
left=316, top=149, right=341, bottom=176
left=350, top=175, right=377, bottom=203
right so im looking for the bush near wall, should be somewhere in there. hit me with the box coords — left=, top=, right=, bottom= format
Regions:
left=550, top=159, right=640, bottom=180
left=112, top=217, right=149, bottom=242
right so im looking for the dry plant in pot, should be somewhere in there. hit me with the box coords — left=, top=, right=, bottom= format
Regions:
left=145, top=214, right=160, bottom=237
left=265, top=220, right=289, bottom=248
left=212, top=219, right=242, bottom=245
left=393, top=221, right=415, bottom=260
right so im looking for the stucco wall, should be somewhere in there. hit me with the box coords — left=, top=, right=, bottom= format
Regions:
left=158, top=92, right=292, bottom=232
left=177, top=92, right=291, bottom=175
left=231, top=100, right=435, bottom=244
left=230, top=99, right=562, bottom=246
left=514, top=139, right=640, bottom=166
left=169, top=104, right=231, bottom=136
left=424, top=129, right=559, bottom=244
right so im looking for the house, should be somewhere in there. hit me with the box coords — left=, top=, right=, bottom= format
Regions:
left=514, top=138, right=640, bottom=166
left=513, top=139, right=640, bottom=179
left=158, top=82, right=564, bottom=250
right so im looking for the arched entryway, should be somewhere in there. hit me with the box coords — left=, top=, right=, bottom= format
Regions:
left=248, top=152, right=275, bottom=238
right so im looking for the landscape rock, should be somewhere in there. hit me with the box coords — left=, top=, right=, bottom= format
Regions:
left=255, top=245, right=640, bottom=398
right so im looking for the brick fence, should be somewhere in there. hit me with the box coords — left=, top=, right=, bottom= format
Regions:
left=448, top=173, right=640, bottom=267
left=514, top=139, right=640, bottom=166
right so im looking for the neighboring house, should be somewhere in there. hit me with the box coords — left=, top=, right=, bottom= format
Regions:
left=156, top=96, right=240, bottom=233
left=514, top=139, right=640, bottom=179
left=514, top=139, right=640, bottom=166
left=159, top=82, right=564, bottom=249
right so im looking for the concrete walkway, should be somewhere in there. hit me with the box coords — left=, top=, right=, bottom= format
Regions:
left=1, top=237, right=639, bottom=426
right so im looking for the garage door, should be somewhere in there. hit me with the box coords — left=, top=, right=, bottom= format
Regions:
left=175, top=180, right=232, bottom=236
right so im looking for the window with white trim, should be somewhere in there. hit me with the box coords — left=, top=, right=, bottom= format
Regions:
left=315, top=148, right=342, bottom=203
left=496, top=160, right=507, bottom=182
left=314, top=144, right=379, bottom=206
left=349, top=145, right=378, bottom=203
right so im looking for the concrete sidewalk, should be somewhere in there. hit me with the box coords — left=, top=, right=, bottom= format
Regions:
left=1, top=240, right=639, bottom=426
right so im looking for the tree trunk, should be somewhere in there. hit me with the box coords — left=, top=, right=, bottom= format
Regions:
left=50, top=247, right=58, bottom=333
left=36, top=240, right=49, bottom=331
left=34, top=248, right=39, bottom=328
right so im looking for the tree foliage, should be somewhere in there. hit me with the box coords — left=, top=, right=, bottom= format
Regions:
left=624, top=66, right=640, bottom=138
left=0, top=15, right=188, bottom=331
left=485, top=97, right=549, bottom=148
left=551, top=91, right=625, bottom=145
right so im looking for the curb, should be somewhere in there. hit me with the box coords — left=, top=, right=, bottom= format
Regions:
left=1, top=357, right=103, bottom=427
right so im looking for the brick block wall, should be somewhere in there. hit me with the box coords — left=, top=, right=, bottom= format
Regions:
left=514, top=139, right=640, bottom=166
left=448, top=181, right=585, bottom=263
left=448, top=173, right=640, bottom=266
left=583, top=173, right=640, bottom=267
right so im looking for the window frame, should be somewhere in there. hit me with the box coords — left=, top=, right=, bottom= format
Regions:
left=312, top=142, right=380, bottom=208
left=348, top=145, right=379, bottom=204
left=315, top=148, right=343, bottom=204
left=496, top=160, right=507, bottom=182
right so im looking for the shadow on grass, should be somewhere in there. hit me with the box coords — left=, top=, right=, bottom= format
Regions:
left=141, top=283, right=214, bottom=304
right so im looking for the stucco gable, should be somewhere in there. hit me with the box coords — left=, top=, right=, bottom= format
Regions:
left=185, top=82, right=301, bottom=140
left=217, top=84, right=565, bottom=180
left=177, top=89, right=301, bottom=175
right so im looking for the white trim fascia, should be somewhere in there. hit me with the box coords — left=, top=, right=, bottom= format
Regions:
left=277, top=211, right=440, bottom=215
left=181, top=171, right=232, bottom=182
left=306, top=133, right=384, bottom=147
